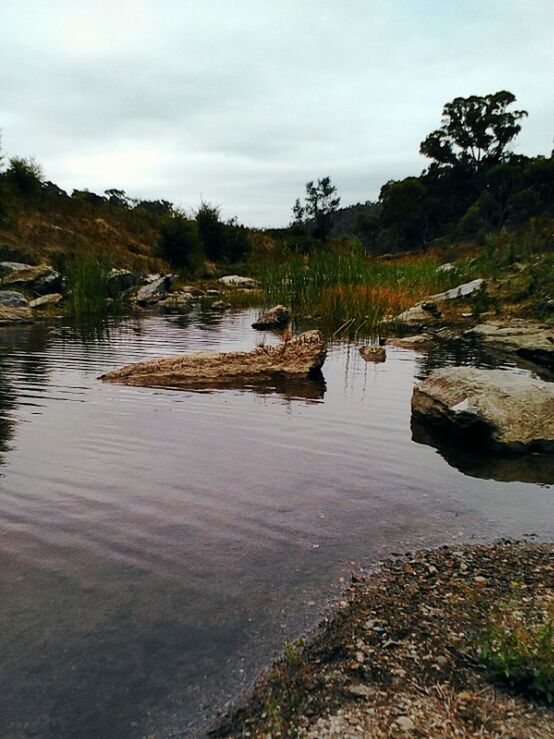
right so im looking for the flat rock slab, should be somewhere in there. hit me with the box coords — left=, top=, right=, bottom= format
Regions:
left=218, top=275, right=258, bottom=288
left=387, top=334, right=435, bottom=350
left=412, top=367, right=554, bottom=453
left=466, top=320, right=554, bottom=369
left=100, top=330, right=327, bottom=389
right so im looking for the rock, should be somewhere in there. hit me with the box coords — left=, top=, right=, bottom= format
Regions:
left=107, top=268, right=136, bottom=297
left=395, top=716, right=415, bottom=732
left=412, top=367, right=554, bottom=453
left=0, top=290, right=29, bottom=307
left=181, top=286, right=205, bottom=297
left=100, top=330, right=327, bottom=389
left=386, top=334, right=435, bottom=350
left=135, top=275, right=174, bottom=305
left=157, top=292, right=193, bottom=311
left=392, top=302, right=442, bottom=330
left=206, top=289, right=220, bottom=296
left=465, top=320, right=554, bottom=370
left=252, top=305, right=290, bottom=329
left=218, top=275, right=258, bottom=289
left=0, top=261, right=33, bottom=275
left=0, top=306, right=33, bottom=325
left=348, top=683, right=372, bottom=698
left=211, top=300, right=231, bottom=311
left=360, top=345, right=386, bottom=362
left=429, top=278, right=484, bottom=302
left=29, top=293, right=63, bottom=309
left=0, top=264, right=61, bottom=295
left=437, top=262, right=456, bottom=272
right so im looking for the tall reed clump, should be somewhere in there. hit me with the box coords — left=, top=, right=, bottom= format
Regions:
left=65, top=252, right=111, bottom=315
left=255, top=246, right=453, bottom=332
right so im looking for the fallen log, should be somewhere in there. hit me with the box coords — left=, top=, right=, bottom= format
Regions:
left=100, top=330, right=326, bottom=389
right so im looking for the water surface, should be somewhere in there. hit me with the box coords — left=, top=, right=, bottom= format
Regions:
left=0, top=309, right=552, bottom=737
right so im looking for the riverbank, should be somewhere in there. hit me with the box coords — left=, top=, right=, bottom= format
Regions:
left=212, top=540, right=553, bottom=737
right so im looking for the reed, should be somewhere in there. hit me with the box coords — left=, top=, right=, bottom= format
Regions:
left=254, top=246, right=452, bottom=333
left=65, top=252, right=111, bottom=315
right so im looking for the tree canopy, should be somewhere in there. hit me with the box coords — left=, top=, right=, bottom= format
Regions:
left=292, top=177, right=341, bottom=241
left=420, top=91, right=527, bottom=172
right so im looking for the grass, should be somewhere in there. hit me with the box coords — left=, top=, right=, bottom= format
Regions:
left=65, top=252, right=111, bottom=316
left=476, top=586, right=554, bottom=703
left=251, top=245, right=456, bottom=334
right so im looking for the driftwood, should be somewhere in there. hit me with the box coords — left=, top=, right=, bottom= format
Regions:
left=100, top=330, right=326, bottom=389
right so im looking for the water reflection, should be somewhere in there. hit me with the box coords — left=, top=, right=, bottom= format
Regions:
left=411, top=419, right=554, bottom=485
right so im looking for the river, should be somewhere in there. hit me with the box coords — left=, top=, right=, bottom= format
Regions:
left=0, top=308, right=552, bottom=737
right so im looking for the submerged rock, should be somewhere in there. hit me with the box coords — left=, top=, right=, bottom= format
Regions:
left=387, top=334, right=435, bottom=350
left=0, top=264, right=61, bottom=295
left=252, top=305, right=290, bottom=329
left=0, top=290, right=29, bottom=307
left=157, top=292, right=193, bottom=311
left=100, top=330, right=327, bottom=389
left=412, top=367, right=554, bottom=453
left=218, top=275, right=258, bottom=288
left=466, top=320, right=554, bottom=370
left=360, top=345, right=386, bottom=362
left=211, top=300, right=231, bottom=311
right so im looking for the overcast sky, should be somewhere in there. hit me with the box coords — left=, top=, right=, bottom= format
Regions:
left=1, top=1, right=552, bottom=226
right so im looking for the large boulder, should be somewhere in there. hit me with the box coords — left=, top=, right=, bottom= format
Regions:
left=252, top=305, right=290, bottom=329
left=390, top=301, right=442, bottom=331
left=465, top=320, right=554, bottom=370
left=0, top=290, right=29, bottom=307
left=218, top=275, right=258, bottom=289
left=100, top=330, right=327, bottom=389
left=135, top=274, right=174, bottom=304
left=0, top=264, right=61, bottom=295
left=412, top=367, right=554, bottom=453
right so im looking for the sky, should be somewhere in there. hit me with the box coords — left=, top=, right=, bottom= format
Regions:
left=1, top=0, right=553, bottom=226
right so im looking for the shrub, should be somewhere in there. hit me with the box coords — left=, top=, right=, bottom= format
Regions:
left=156, top=215, right=203, bottom=273
left=476, top=587, right=554, bottom=702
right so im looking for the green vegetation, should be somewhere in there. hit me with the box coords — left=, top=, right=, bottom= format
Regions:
left=65, top=252, right=110, bottom=316
left=476, top=586, right=554, bottom=702
left=292, top=176, right=341, bottom=242
left=254, top=244, right=453, bottom=332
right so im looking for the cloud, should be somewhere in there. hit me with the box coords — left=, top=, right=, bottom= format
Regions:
left=1, top=0, right=552, bottom=225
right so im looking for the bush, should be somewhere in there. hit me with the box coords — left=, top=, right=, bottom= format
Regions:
left=3, top=156, right=43, bottom=197
left=476, top=587, right=554, bottom=702
left=156, top=215, right=203, bottom=273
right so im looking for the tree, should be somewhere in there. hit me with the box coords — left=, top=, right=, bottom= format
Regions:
left=3, top=156, right=44, bottom=196
left=379, top=177, right=439, bottom=250
left=157, top=214, right=203, bottom=273
left=292, top=176, right=340, bottom=241
left=195, top=201, right=226, bottom=261
left=420, top=91, right=527, bottom=172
